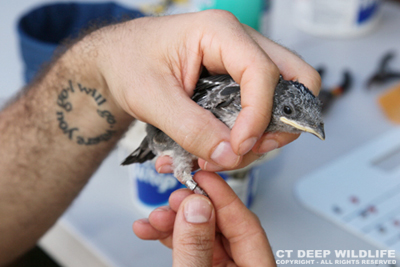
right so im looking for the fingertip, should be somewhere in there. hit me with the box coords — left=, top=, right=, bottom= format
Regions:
left=132, top=218, right=153, bottom=239
left=133, top=218, right=149, bottom=228
left=230, top=108, right=266, bottom=156
left=293, top=67, right=322, bottom=96
left=157, top=164, right=173, bottom=174
left=169, top=188, right=193, bottom=212
left=197, top=158, right=206, bottom=170
left=201, top=159, right=225, bottom=172
left=155, top=156, right=174, bottom=173
left=238, top=136, right=258, bottom=156
left=210, top=141, right=242, bottom=169
left=148, top=206, right=176, bottom=233
left=253, top=138, right=279, bottom=155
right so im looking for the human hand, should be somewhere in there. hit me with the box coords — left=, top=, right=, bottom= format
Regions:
left=93, top=10, right=320, bottom=171
left=133, top=171, right=276, bottom=266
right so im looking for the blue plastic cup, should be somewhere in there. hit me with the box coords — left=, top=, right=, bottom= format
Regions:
left=17, top=2, right=143, bottom=83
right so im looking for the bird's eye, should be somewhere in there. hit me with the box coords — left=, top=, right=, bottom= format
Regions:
left=283, top=106, right=292, bottom=115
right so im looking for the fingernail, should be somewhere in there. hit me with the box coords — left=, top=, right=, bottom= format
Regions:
left=257, top=139, right=279, bottom=154
left=184, top=197, right=212, bottom=223
left=136, top=218, right=150, bottom=224
left=211, top=141, right=240, bottom=168
left=238, top=137, right=258, bottom=155
left=203, top=161, right=224, bottom=172
left=157, top=164, right=173, bottom=173
left=153, top=205, right=171, bottom=212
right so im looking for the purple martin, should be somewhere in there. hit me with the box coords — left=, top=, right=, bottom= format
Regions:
left=122, top=75, right=324, bottom=196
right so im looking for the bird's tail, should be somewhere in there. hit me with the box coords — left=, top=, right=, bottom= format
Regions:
left=121, top=138, right=155, bottom=165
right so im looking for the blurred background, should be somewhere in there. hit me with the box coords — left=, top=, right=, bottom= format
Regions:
left=2, top=0, right=400, bottom=266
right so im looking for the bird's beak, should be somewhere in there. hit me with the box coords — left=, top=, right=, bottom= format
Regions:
left=280, top=117, right=325, bottom=140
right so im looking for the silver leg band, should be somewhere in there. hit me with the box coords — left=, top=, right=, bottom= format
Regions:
left=185, top=180, right=198, bottom=191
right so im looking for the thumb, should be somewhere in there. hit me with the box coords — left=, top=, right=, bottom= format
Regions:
left=153, top=90, right=241, bottom=169
left=172, top=195, right=215, bottom=267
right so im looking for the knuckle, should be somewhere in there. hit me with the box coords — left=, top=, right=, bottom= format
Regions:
left=310, top=68, right=322, bottom=94
left=229, top=215, right=266, bottom=244
left=302, top=67, right=322, bottom=95
left=200, top=9, right=239, bottom=23
left=270, top=63, right=281, bottom=78
left=177, top=231, right=214, bottom=253
left=262, top=60, right=280, bottom=81
left=218, top=197, right=266, bottom=243
left=249, top=59, right=279, bottom=87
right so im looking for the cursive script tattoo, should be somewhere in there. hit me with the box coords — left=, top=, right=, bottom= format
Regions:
left=56, top=80, right=116, bottom=145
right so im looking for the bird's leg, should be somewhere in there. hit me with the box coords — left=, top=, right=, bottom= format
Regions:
left=181, top=172, right=208, bottom=197
left=172, top=152, right=208, bottom=197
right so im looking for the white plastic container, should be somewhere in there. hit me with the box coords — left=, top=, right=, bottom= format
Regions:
left=293, top=0, right=382, bottom=38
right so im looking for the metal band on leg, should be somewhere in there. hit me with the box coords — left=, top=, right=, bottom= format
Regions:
left=185, top=180, right=209, bottom=197
left=185, top=180, right=198, bottom=191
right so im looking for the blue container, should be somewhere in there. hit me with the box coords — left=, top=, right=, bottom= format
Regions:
left=131, top=162, right=185, bottom=206
left=17, top=2, right=143, bottom=83
left=128, top=160, right=260, bottom=217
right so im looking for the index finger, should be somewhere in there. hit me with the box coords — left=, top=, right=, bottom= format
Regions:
left=197, top=10, right=280, bottom=156
left=242, top=24, right=321, bottom=95
left=193, top=171, right=277, bottom=267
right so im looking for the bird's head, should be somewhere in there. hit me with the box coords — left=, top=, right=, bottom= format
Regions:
left=269, top=77, right=325, bottom=140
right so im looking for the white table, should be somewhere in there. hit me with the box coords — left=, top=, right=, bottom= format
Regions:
left=1, top=1, right=399, bottom=266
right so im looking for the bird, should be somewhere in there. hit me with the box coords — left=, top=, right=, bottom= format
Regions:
left=121, top=74, right=325, bottom=196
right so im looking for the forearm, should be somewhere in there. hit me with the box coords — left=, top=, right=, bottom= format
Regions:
left=0, top=33, right=132, bottom=264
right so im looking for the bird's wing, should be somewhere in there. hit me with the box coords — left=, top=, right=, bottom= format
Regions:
left=152, top=128, right=173, bottom=147
left=146, top=124, right=177, bottom=153
left=121, top=137, right=156, bottom=165
left=192, top=75, right=240, bottom=109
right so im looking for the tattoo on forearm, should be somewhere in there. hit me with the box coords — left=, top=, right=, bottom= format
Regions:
left=56, top=80, right=116, bottom=145
left=57, top=80, right=74, bottom=112
left=77, top=83, right=107, bottom=106
left=56, top=111, right=78, bottom=139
